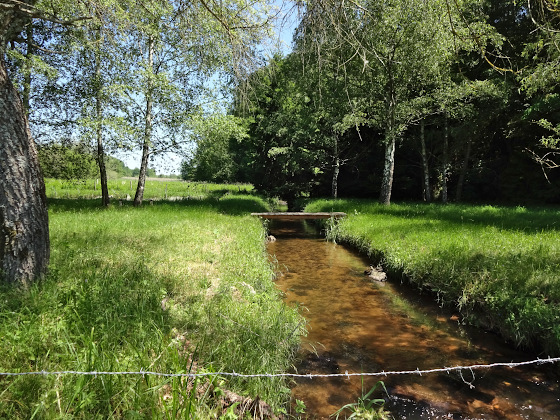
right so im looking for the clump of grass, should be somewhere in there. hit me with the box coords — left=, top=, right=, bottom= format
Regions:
left=332, top=381, right=391, bottom=420
left=0, top=194, right=302, bottom=418
left=306, top=199, right=560, bottom=355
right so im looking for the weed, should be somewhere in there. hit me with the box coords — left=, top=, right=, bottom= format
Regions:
left=332, top=381, right=391, bottom=420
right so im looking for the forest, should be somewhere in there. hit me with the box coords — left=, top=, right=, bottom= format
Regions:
left=183, top=1, right=560, bottom=209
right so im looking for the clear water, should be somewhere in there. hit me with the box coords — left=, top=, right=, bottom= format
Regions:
left=267, top=220, right=560, bottom=419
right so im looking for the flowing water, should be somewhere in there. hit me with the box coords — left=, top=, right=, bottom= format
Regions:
left=266, top=220, right=560, bottom=419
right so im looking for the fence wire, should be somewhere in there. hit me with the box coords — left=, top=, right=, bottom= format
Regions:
left=1, top=357, right=559, bottom=381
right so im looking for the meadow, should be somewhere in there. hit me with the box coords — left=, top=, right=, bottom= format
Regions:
left=0, top=188, right=302, bottom=418
left=306, top=199, right=560, bottom=356
left=44, top=178, right=254, bottom=201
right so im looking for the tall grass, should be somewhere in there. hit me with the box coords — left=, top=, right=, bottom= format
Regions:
left=45, top=178, right=254, bottom=201
left=0, top=194, right=302, bottom=418
left=306, top=199, right=560, bottom=355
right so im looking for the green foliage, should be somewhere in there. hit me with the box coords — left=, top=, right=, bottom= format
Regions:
left=0, top=194, right=302, bottom=418
left=37, top=144, right=138, bottom=181
left=306, top=199, right=560, bottom=355
left=232, top=55, right=331, bottom=207
left=37, top=142, right=98, bottom=181
left=184, top=113, right=248, bottom=183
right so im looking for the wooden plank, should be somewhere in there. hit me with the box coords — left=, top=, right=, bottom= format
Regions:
left=251, top=212, right=346, bottom=220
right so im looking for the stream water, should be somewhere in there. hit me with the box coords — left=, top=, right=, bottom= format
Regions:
left=266, top=220, right=560, bottom=419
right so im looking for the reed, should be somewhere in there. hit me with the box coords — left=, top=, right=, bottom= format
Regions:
left=306, top=199, right=560, bottom=355
left=0, top=194, right=302, bottom=418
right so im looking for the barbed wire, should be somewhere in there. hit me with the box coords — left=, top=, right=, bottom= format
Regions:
left=1, top=357, right=559, bottom=380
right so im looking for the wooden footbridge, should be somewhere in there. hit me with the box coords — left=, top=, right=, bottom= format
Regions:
left=251, top=212, right=346, bottom=220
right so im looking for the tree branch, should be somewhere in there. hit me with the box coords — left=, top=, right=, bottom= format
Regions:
left=0, top=0, right=91, bottom=26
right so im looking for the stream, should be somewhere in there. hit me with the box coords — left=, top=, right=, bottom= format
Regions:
left=266, top=220, right=560, bottom=419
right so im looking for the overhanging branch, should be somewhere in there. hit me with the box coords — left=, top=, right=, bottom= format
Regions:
left=0, top=0, right=91, bottom=26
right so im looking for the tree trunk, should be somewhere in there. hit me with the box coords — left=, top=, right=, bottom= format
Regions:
left=0, top=54, right=50, bottom=286
left=455, top=137, right=471, bottom=202
left=95, top=30, right=110, bottom=207
left=332, top=134, right=339, bottom=199
left=133, top=35, right=154, bottom=207
left=134, top=136, right=151, bottom=206
left=380, top=133, right=396, bottom=206
left=441, top=113, right=449, bottom=204
left=420, top=119, right=431, bottom=202
left=379, top=77, right=396, bottom=206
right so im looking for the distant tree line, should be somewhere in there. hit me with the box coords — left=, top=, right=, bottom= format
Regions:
left=37, top=142, right=157, bottom=181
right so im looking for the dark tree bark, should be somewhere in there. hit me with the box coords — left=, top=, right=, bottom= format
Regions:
left=95, top=96, right=109, bottom=207
left=0, top=53, right=50, bottom=286
left=455, top=136, right=472, bottom=202
left=441, top=113, right=449, bottom=204
left=94, top=30, right=109, bottom=207
left=134, top=136, right=150, bottom=206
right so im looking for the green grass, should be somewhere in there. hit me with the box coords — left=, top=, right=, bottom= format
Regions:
left=306, top=199, right=560, bottom=355
left=0, top=193, right=302, bottom=418
left=44, top=178, right=254, bottom=201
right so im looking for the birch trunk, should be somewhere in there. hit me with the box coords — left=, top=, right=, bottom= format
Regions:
left=420, top=119, right=431, bottom=202
left=379, top=134, right=396, bottom=206
left=379, top=77, right=396, bottom=206
left=0, top=54, right=50, bottom=285
left=332, top=134, right=339, bottom=199
left=134, top=35, right=154, bottom=207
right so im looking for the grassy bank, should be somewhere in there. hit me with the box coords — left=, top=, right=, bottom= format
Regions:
left=45, top=178, right=253, bottom=201
left=306, top=199, right=560, bottom=355
left=0, top=194, right=302, bottom=418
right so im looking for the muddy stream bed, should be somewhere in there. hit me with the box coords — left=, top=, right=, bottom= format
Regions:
left=266, top=220, right=560, bottom=419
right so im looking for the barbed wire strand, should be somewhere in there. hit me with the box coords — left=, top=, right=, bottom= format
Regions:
left=1, top=357, right=559, bottom=379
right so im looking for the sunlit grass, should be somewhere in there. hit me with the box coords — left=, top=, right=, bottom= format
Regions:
left=0, top=194, right=302, bottom=418
left=306, top=199, right=560, bottom=355
left=44, top=178, right=254, bottom=201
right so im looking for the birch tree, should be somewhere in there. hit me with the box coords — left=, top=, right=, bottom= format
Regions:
left=0, top=0, right=279, bottom=284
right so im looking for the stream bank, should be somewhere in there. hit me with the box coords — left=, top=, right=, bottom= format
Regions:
left=267, top=219, right=560, bottom=419
left=303, top=199, right=560, bottom=357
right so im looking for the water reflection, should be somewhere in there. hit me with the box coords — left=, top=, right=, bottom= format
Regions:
left=267, top=220, right=560, bottom=419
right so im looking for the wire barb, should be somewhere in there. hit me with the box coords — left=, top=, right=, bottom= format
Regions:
left=1, top=357, right=559, bottom=380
